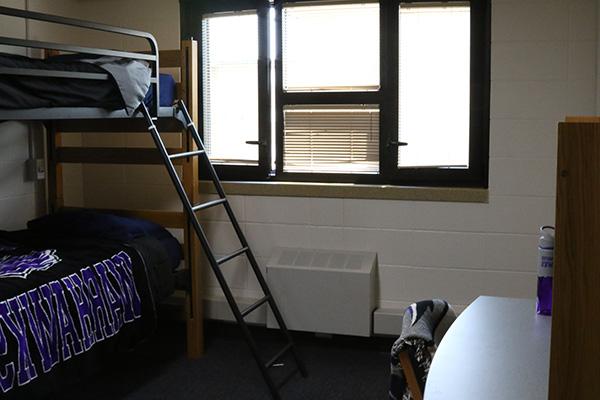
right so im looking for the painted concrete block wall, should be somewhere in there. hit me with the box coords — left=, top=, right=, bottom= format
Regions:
left=74, top=0, right=598, bottom=311
left=0, top=0, right=57, bottom=229
left=0, top=1, right=32, bottom=230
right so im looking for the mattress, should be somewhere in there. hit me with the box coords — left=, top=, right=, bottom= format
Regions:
left=0, top=53, right=175, bottom=114
left=0, top=230, right=175, bottom=399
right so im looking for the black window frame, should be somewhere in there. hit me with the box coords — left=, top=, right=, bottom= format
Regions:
left=183, top=0, right=272, bottom=181
left=181, top=0, right=491, bottom=188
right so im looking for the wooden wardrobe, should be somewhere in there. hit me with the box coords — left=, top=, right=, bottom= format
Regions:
left=549, top=117, right=600, bottom=399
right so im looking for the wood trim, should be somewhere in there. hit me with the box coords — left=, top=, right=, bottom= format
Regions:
left=44, top=49, right=61, bottom=57
left=398, top=351, right=424, bottom=400
left=46, top=126, right=64, bottom=212
left=56, top=147, right=185, bottom=165
left=44, top=50, right=63, bottom=213
left=180, top=39, right=199, bottom=117
left=565, top=116, right=600, bottom=123
left=54, top=134, right=64, bottom=209
left=181, top=39, right=204, bottom=359
left=175, top=82, right=183, bottom=100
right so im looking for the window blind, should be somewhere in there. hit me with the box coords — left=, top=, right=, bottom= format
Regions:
left=282, top=2, right=380, bottom=92
left=202, top=12, right=259, bottom=165
left=283, top=105, right=380, bottom=174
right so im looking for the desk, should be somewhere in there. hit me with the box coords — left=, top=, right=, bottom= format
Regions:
left=424, top=296, right=551, bottom=400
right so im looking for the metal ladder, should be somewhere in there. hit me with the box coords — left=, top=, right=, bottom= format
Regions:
left=139, top=100, right=307, bottom=399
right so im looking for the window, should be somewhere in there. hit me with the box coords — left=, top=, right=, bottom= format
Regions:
left=184, top=0, right=490, bottom=187
left=202, top=12, right=260, bottom=165
left=278, top=1, right=382, bottom=181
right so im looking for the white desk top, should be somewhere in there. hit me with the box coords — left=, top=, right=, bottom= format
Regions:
left=424, top=296, right=551, bottom=400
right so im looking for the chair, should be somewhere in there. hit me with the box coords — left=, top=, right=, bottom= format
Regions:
left=389, top=299, right=456, bottom=400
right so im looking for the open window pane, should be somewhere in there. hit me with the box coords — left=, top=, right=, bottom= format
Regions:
left=398, top=5, right=470, bottom=168
left=283, top=105, right=379, bottom=174
left=282, top=2, right=380, bottom=92
left=202, top=12, right=259, bottom=165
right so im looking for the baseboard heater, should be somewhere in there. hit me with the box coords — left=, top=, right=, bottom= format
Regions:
left=266, top=247, right=377, bottom=337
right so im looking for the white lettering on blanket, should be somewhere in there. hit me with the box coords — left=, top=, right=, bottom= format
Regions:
left=0, top=251, right=142, bottom=393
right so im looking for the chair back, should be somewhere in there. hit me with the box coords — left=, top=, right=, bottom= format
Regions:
left=389, top=299, right=456, bottom=400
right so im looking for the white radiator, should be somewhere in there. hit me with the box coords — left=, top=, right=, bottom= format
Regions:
left=266, top=247, right=377, bottom=337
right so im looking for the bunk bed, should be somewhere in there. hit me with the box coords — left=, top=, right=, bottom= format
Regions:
left=0, top=5, right=202, bottom=397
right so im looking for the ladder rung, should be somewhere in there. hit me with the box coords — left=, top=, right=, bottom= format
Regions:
left=192, top=198, right=227, bottom=212
left=169, top=149, right=205, bottom=160
left=265, top=343, right=293, bottom=369
left=241, top=295, right=270, bottom=318
left=217, top=247, right=248, bottom=265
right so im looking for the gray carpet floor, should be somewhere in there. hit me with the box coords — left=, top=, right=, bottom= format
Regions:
left=61, top=321, right=392, bottom=400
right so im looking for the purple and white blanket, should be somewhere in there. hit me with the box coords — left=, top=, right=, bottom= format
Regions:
left=0, top=235, right=162, bottom=399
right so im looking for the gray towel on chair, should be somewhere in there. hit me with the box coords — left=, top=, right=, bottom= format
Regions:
left=399, top=299, right=455, bottom=348
left=389, top=299, right=456, bottom=400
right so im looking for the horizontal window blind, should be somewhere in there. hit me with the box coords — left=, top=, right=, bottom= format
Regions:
left=283, top=105, right=379, bottom=174
left=202, top=12, right=259, bottom=165
left=282, top=2, right=380, bottom=92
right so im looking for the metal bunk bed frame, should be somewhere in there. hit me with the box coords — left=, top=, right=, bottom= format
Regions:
left=0, top=5, right=164, bottom=120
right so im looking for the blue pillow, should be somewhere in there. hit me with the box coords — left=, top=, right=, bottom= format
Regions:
left=28, top=210, right=182, bottom=269
left=144, top=73, right=176, bottom=107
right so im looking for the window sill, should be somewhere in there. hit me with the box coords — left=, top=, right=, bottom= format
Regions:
left=199, top=180, right=488, bottom=203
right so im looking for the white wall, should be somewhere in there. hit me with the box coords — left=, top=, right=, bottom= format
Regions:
left=73, top=0, right=598, bottom=311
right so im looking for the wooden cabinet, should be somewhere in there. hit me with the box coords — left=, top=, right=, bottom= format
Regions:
left=549, top=119, right=600, bottom=400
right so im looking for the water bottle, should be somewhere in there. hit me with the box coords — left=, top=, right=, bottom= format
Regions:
left=536, top=226, right=555, bottom=315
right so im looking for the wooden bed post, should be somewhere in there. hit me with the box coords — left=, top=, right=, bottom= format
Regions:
left=46, top=123, right=63, bottom=213
left=181, top=39, right=204, bottom=358
left=44, top=49, right=64, bottom=214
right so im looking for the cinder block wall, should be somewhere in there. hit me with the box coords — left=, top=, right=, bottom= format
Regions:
left=0, top=0, right=77, bottom=229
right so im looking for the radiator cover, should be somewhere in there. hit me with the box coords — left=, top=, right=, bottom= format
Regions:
left=266, top=247, right=377, bottom=337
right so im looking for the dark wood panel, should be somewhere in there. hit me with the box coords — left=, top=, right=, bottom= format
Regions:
left=159, top=49, right=182, bottom=68
left=56, top=147, right=185, bottom=165
left=55, top=116, right=183, bottom=132
left=549, top=122, right=600, bottom=400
